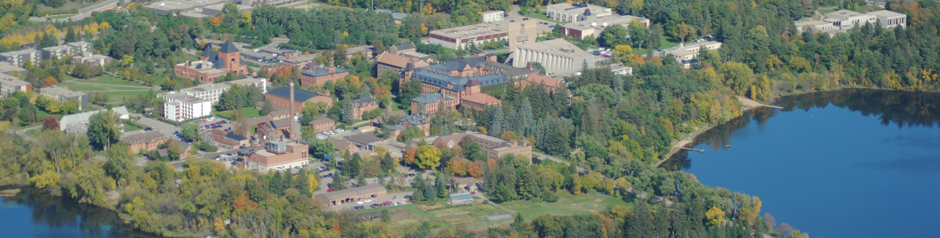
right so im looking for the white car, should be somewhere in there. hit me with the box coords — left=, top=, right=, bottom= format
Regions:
left=364, top=199, right=372, bottom=203
left=357, top=201, right=364, bottom=204
left=336, top=129, right=344, bottom=132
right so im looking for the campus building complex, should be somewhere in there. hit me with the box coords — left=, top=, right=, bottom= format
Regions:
left=429, top=22, right=509, bottom=50
left=546, top=3, right=612, bottom=22
left=159, top=91, right=212, bottom=122
left=659, top=41, right=722, bottom=68
left=512, top=39, right=595, bottom=73
left=38, top=85, right=89, bottom=110
left=174, top=40, right=248, bottom=83
left=560, top=15, right=650, bottom=39
left=177, top=77, right=268, bottom=104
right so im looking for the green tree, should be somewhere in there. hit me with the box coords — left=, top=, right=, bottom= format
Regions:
left=488, top=106, right=504, bottom=137
left=104, top=143, right=136, bottom=186
left=64, top=27, right=79, bottom=43
left=181, top=121, right=200, bottom=142
left=87, top=110, right=121, bottom=150
left=260, top=99, right=274, bottom=116
left=599, top=24, right=629, bottom=48
left=414, top=145, right=441, bottom=169
left=380, top=209, right=391, bottom=222
left=341, top=100, right=354, bottom=123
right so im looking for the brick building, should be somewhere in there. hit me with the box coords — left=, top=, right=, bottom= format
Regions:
left=400, top=113, right=431, bottom=136
left=351, top=97, right=378, bottom=120
left=515, top=74, right=562, bottom=93
left=174, top=40, right=248, bottom=83
left=246, top=139, right=310, bottom=171
left=400, top=55, right=506, bottom=112
left=300, top=65, right=349, bottom=86
left=309, top=117, right=335, bottom=133
left=265, top=86, right=333, bottom=113
left=411, top=93, right=459, bottom=115
left=426, top=131, right=532, bottom=160
left=122, top=131, right=168, bottom=153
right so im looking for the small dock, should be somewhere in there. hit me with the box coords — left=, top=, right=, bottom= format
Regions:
left=680, top=148, right=705, bottom=153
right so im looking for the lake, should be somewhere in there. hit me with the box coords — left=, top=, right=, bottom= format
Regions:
left=0, top=188, right=158, bottom=238
left=663, top=89, right=940, bottom=238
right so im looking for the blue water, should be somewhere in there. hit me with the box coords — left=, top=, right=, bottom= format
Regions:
left=675, top=93, right=940, bottom=237
left=0, top=189, right=151, bottom=238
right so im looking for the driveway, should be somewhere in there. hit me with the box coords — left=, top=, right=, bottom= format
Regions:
left=132, top=114, right=180, bottom=139
left=323, top=191, right=415, bottom=212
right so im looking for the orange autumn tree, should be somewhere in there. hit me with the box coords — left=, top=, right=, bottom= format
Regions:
left=44, top=77, right=57, bottom=86
left=467, top=161, right=484, bottom=178
left=403, top=146, right=417, bottom=164
left=447, top=157, right=468, bottom=176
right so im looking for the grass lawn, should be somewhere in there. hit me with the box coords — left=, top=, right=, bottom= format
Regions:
left=819, top=8, right=837, bottom=15
left=36, top=110, right=63, bottom=121
left=632, top=36, right=682, bottom=56
left=46, top=14, right=74, bottom=19
left=123, top=122, right=143, bottom=132
left=61, top=75, right=161, bottom=104
left=217, top=107, right=262, bottom=119
left=501, top=192, right=631, bottom=220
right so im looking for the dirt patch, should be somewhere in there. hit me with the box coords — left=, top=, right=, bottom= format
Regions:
left=418, top=203, right=445, bottom=210
left=594, top=199, right=602, bottom=202
left=358, top=209, right=411, bottom=219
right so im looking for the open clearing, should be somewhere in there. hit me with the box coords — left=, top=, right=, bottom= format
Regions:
left=500, top=192, right=631, bottom=220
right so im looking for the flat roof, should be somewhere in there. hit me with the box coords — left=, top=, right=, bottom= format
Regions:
left=549, top=2, right=611, bottom=15
left=563, top=15, right=649, bottom=30
left=159, top=91, right=210, bottom=103
left=869, top=10, right=906, bottom=17
left=0, top=62, right=25, bottom=72
left=317, top=184, right=386, bottom=201
left=515, top=39, right=594, bottom=58
left=482, top=10, right=504, bottom=14
left=825, top=10, right=867, bottom=19
left=430, top=22, right=508, bottom=39
left=39, top=85, right=86, bottom=97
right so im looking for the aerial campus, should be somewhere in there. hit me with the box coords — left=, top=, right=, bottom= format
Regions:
left=0, top=0, right=934, bottom=237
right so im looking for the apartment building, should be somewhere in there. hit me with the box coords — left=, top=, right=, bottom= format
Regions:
left=0, top=62, right=27, bottom=77
left=178, top=77, right=267, bottom=104
left=482, top=10, right=504, bottom=23
left=38, top=85, right=89, bottom=110
left=159, top=91, right=212, bottom=121
left=0, top=73, right=30, bottom=95
left=0, top=49, right=40, bottom=66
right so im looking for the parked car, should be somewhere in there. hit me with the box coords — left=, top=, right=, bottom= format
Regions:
left=357, top=201, right=364, bottom=204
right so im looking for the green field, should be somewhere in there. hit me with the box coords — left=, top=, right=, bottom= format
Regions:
left=60, top=76, right=160, bottom=104
left=501, top=192, right=630, bottom=220
left=123, top=122, right=143, bottom=132
left=36, top=110, right=63, bottom=121
left=46, top=14, right=74, bottom=19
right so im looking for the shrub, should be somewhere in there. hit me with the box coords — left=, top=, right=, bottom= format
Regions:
left=543, top=192, right=559, bottom=202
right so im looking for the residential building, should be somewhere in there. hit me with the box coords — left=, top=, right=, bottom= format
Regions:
left=375, top=9, right=409, bottom=24
left=174, top=40, right=248, bottom=83
left=69, top=54, right=112, bottom=67
left=659, top=41, right=722, bottom=68
left=178, top=77, right=267, bottom=104
left=0, top=74, right=31, bottom=95
left=610, top=64, right=634, bottom=76
left=37, top=85, right=89, bottom=110
left=265, top=86, right=333, bottom=113
left=0, top=62, right=27, bottom=76
left=448, top=192, right=474, bottom=204
left=342, top=133, right=383, bottom=151
left=400, top=113, right=431, bottom=136
left=411, top=93, right=459, bottom=115
left=59, top=106, right=129, bottom=134
left=429, top=22, right=509, bottom=49
left=389, top=42, right=417, bottom=55
left=512, top=39, right=595, bottom=73
left=546, top=3, right=612, bottom=22
left=314, top=184, right=387, bottom=206
left=351, top=97, right=378, bottom=120
left=309, top=117, right=335, bottom=133
left=246, top=139, right=310, bottom=171
left=560, top=15, right=650, bottom=39
left=375, top=52, right=430, bottom=76
left=331, top=138, right=360, bottom=155
left=870, top=10, right=907, bottom=28
left=481, top=10, right=504, bottom=23
left=515, top=74, right=562, bottom=93
left=66, top=41, right=93, bottom=55
left=425, top=131, right=532, bottom=160
left=0, top=49, right=40, bottom=66
left=300, top=65, right=349, bottom=86
left=41, top=41, right=92, bottom=60
left=159, top=91, right=212, bottom=121
left=122, top=131, right=168, bottom=152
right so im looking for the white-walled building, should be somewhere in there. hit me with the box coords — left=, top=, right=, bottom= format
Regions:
left=0, top=49, right=40, bottom=66
left=546, top=3, right=612, bottom=22
left=512, top=39, right=595, bottom=73
left=560, top=15, right=650, bottom=39
left=795, top=19, right=838, bottom=34
left=0, top=73, right=30, bottom=95
left=659, top=41, right=722, bottom=68
left=482, top=10, right=504, bottom=23
left=178, top=77, right=267, bottom=104
left=797, top=9, right=907, bottom=36
left=870, top=10, right=907, bottom=28
left=159, top=91, right=212, bottom=122
left=429, top=23, right=509, bottom=49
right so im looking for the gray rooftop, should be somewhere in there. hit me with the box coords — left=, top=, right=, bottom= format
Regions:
left=515, top=39, right=594, bottom=58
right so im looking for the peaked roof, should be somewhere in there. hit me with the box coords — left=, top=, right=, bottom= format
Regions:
left=219, top=40, right=239, bottom=53
left=401, top=113, right=430, bottom=125
left=267, top=87, right=328, bottom=102
left=201, top=44, right=216, bottom=58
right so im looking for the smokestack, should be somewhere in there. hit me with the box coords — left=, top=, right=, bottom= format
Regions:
left=289, top=82, right=296, bottom=140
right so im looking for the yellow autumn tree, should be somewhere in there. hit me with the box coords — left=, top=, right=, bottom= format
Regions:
left=414, top=145, right=441, bottom=169
left=705, top=206, right=725, bottom=227
left=307, top=174, right=318, bottom=194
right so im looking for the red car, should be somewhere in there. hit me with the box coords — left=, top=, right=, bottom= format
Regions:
left=327, top=188, right=334, bottom=192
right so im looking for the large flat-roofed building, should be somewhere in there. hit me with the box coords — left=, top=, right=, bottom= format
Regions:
left=41, top=41, right=93, bottom=60
left=423, top=131, right=532, bottom=160
left=795, top=19, right=839, bottom=34
left=122, top=131, right=168, bottom=153
left=824, top=10, right=876, bottom=28
left=38, top=85, right=89, bottom=110
left=546, top=3, right=612, bottom=22
left=512, top=39, right=595, bottom=73
left=178, top=77, right=267, bottom=104
left=0, top=49, right=40, bottom=66
left=429, top=22, right=509, bottom=50
left=507, top=19, right=539, bottom=51
left=59, top=106, right=129, bottom=134
left=69, top=54, right=112, bottom=67
left=175, top=40, right=248, bottom=83
left=246, top=139, right=309, bottom=171
left=315, top=184, right=387, bottom=206
left=0, top=74, right=30, bottom=95
left=659, top=41, right=722, bottom=68
left=0, top=62, right=27, bottom=77
left=870, top=10, right=907, bottom=28
left=159, top=91, right=212, bottom=121
left=560, top=15, right=650, bottom=39
left=482, top=10, right=504, bottom=23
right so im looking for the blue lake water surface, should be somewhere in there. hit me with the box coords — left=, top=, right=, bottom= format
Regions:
left=666, top=90, right=940, bottom=238
left=0, top=188, right=154, bottom=238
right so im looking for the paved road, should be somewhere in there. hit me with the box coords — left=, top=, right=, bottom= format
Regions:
left=132, top=114, right=180, bottom=139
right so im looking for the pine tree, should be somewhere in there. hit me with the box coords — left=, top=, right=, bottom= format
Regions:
left=64, top=27, right=79, bottom=43
left=435, top=172, right=448, bottom=198
left=359, top=85, right=372, bottom=99
left=341, top=100, right=354, bottom=123
left=260, top=100, right=274, bottom=116
left=520, top=98, right=534, bottom=136
left=489, top=106, right=504, bottom=136
left=613, top=75, right=624, bottom=104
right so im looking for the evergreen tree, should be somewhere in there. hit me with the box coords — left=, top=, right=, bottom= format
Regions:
left=520, top=98, right=534, bottom=136
left=64, top=27, right=79, bottom=43
left=41, top=33, right=57, bottom=48
left=624, top=201, right=654, bottom=238
left=435, top=172, right=448, bottom=198
left=489, top=106, right=504, bottom=136
left=359, top=85, right=372, bottom=99
left=381, top=209, right=391, bottom=223
left=423, top=184, right=437, bottom=201
left=332, top=171, right=349, bottom=190
left=356, top=174, right=366, bottom=187
left=381, top=153, right=394, bottom=173
left=341, top=100, right=354, bottom=123
left=269, top=171, right=285, bottom=195
left=260, top=100, right=274, bottom=116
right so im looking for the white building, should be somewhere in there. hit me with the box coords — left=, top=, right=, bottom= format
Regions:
left=482, top=10, right=504, bottom=23
left=824, top=10, right=876, bottom=28
left=546, top=3, right=612, bottom=22
left=795, top=19, right=838, bottom=34
left=0, top=49, right=40, bottom=66
left=512, top=39, right=596, bottom=74
left=159, top=91, right=212, bottom=122
left=178, top=77, right=267, bottom=104
left=869, top=10, right=907, bottom=28
left=660, top=41, right=722, bottom=68
left=0, top=73, right=30, bottom=96
left=429, top=22, right=509, bottom=49
left=59, top=106, right=129, bottom=134
left=560, top=15, right=651, bottom=39
left=610, top=64, right=633, bottom=76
